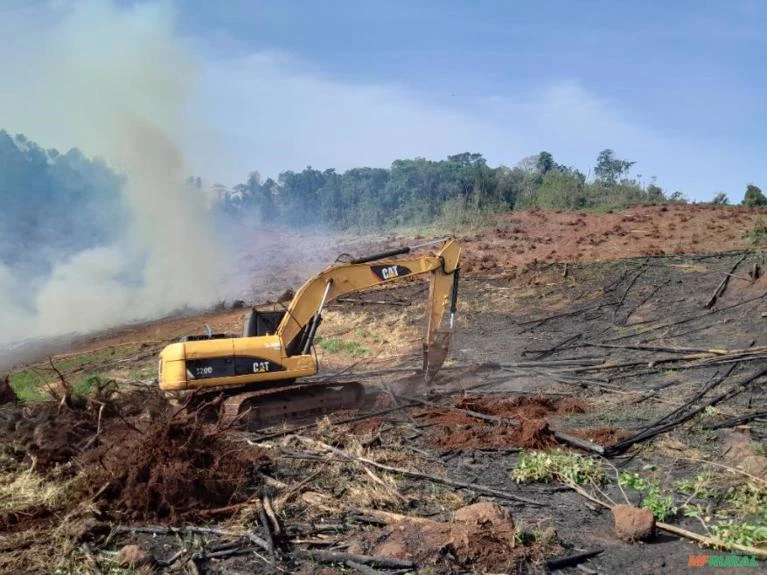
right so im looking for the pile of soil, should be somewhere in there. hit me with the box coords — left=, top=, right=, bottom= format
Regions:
left=352, top=501, right=556, bottom=573
left=421, top=395, right=586, bottom=450
left=2, top=386, right=271, bottom=524
left=2, top=401, right=99, bottom=473
left=82, top=413, right=272, bottom=522
left=569, top=426, right=633, bottom=446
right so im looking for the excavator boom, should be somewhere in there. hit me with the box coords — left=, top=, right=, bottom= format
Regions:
left=158, top=238, right=461, bottom=403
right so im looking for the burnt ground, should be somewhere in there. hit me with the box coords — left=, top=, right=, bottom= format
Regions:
left=1, top=205, right=767, bottom=574
left=433, top=251, right=767, bottom=574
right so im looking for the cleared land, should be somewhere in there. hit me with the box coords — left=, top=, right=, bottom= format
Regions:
left=1, top=203, right=766, bottom=574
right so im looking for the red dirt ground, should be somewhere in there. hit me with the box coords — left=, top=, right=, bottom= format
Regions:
left=452, top=203, right=766, bottom=276
left=46, top=203, right=766, bottom=356
left=420, top=395, right=602, bottom=450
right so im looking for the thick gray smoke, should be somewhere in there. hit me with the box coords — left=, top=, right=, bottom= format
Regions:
left=0, top=0, right=225, bottom=344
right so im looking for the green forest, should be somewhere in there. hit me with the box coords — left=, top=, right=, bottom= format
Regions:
left=210, top=149, right=679, bottom=230
left=2, top=128, right=765, bottom=270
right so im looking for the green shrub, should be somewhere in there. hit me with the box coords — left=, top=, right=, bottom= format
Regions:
left=743, top=184, right=767, bottom=207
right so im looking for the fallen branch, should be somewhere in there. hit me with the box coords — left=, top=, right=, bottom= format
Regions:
left=258, top=503, right=277, bottom=562
left=545, top=549, right=604, bottom=572
left=501, top=358, right=606, bottom=368
left=606, top=366, right=766, bottom=455
left=158, top=548, right=187, bottom=567
left=345, top=559, right=386, bottom=575
left=588, top=342, right=729, bottom=355
left=291, top=549, right=414, bottom=569
left=519, top=304, right=601, bottom=330
left=293, top=436, right=543, bottom=506
left=703, top=411, right=767, bottom=430
left=522, top=334, right=581, bottom=360
left=705, top=255, right=746, bottom=308
left=197, top=501, right=255, bottom=517
left=656, top=521, right=767, bottom=559
left=532, top=369, right=630, bottom=394
left=635, top=363, right=738, bottom=432
left=396, top=393, right=518, bottom=427
left=114, top=525, right=272, bottom=554
left=205, top=546, right=258, bottom=559
left=263, top=494, right=282, bottom=537
left=553, top=431, right=605, bottom=455
left=622, top=278, right=671, bottom=324
left=604, top=290, right=767, bottom=342
left=672, top=455, right=767, bottom=486
left=567, top=483, right=767, bottom=559
left=612, top=264, right=647, bottom=321
left=309, top=361, right=501, bottom=381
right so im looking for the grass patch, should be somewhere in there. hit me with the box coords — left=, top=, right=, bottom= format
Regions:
left=709, top=520, right=767, bottom=548
left=619, top=471, right=677, bottom=521
left=743, top=217, right=767, bottom=245
left=676, top=467, right=767, bottom=548
left=315, top=337, right=370, bottom=358
left=511, top=449, right=605, bottom=485
left=72, top=375, right=117, bottom=398
left=9, top=369, right=51, bottom=401
left=0, top=468, right=82, bottom=515
left=7, top=346, right=138, bottom=402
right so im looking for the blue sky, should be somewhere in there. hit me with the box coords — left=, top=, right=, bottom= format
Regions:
left=2, top=0, right=765, bottom=201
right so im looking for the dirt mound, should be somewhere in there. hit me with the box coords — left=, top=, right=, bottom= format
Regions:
left=421, top=395, right=586, bottom=450
left=569, top=426, right=633, bottom=446
left=2, top=402, right=99, bottom=472
left=355, top=501, right=554, bottom=572
left=82, top=414, right=271, bottom=522
left=455, top=395, right=586, bottom=417
left=3, top=386, right=271, bottom=524
left=1, top=387, right=171, bottom=473
left=612, top=504, right=655, bottom=542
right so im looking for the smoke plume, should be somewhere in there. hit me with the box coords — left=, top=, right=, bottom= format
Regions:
left=0, top=0, right=225, bottom=344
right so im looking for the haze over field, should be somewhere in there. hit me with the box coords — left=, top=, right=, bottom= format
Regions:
left=0, top=0, right=765, bottom=346
left=0, top=0, right=225, bottom=344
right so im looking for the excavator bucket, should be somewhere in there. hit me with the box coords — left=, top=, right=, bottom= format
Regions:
left=423, top=329, right=453, bottom=382
left=422, top=249, right=460, bottom=385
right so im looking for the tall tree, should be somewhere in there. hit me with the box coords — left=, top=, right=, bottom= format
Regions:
left=594, top=149, right=636, bottom=184
left=743, top=184, right=767, bottom=207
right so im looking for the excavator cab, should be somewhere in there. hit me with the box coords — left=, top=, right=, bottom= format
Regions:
left=242, top=309, right=286, bottom=338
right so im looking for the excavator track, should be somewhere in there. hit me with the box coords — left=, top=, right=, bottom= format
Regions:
left=184, top=381, right=366, bottom=430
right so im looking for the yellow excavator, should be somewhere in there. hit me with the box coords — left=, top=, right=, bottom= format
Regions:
left=157, top=237, right=460, bottom=425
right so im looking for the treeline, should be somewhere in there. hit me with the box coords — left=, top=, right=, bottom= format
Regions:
left=2, top=128, right=764, bottom=271
left=210, top=149, right=682, bottom=230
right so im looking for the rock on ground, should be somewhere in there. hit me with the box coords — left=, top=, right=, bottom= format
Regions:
left=117, top=544, right=150, bottom=567
left=612, top=504, right=655, bottom=542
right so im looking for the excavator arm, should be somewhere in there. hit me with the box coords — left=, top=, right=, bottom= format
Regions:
left=158, top=237, right=460, bottom=392
left=277, top=237, right=460, bottom=361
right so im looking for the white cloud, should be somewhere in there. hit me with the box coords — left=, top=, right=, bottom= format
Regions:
left=1, top=2, right=763, bottom=201
left=189, top=50, right=763, bottom=200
